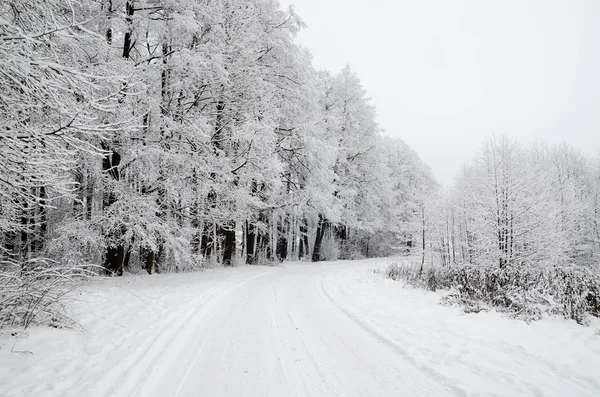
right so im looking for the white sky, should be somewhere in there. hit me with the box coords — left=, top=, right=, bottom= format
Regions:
left=278, top=0, right=600, bottom=185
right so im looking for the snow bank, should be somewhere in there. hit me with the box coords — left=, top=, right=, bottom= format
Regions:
left=324, top=259, right=600, bottom=397
left=0, top=266, right=273, bottom=397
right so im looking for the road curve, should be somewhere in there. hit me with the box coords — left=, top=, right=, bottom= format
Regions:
left=140, top=262, right=452, bottom=397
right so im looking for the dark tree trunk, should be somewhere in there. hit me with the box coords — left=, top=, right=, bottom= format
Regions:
left=276, top=216, right=288, bottom=261
left=312, top=214, right=327, bottom=262
left=241, top=223, right=246, bottom=260
left=161, top=42, right=170, bottom=108
left=420, top=222, right=425, bottom=274
left=20, top=200, right=29, bottom=258
left=39, top=186, right=47, bottom=238
left=73, top=169, right=84, bottom=218
left=290, top=218, right=297, bottom=260
left=191, top=206, right=200, bottom=254
left=102, top=144, right=124, bottom=275
left=103, top=0, right=113, bottom=44
left=3, top=193, right=18, bottom=256
left=221, top=221, right=236, bottom=266
left=85, top=172, right=94, bottom=220
left=145, top=250, right=155, bottom=275
left=201, top=222, right=213, bottom=258
left=298, top=219, right=309, bottom=259
left=246, top=220, right=256, bottom=264
left=122, top=1, right=134, bottom=59
left=276, top=236, right=288, bottom=261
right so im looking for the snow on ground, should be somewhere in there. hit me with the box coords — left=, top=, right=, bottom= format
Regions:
left=1, top=259, right=599, bottom=397
left=324, top=260, right=600, bottom=397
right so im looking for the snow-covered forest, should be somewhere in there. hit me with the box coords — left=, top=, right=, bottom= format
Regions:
left=1, top=0, right=440, bottom=326
left=0, top=0, right=434, bottom=272
left=2, top=0, right=600, bottom=327
left=2, top=1, right=600, bottom=396
left=436, top=136, right=600, bottom=269
left=390, top=135, right=600, bottom=324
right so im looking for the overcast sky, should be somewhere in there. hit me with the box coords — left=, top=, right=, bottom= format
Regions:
left=278, top=0, right=600, bottom=185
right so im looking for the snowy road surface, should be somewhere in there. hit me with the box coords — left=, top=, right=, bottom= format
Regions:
left=2, top=260, right=600, bottom=397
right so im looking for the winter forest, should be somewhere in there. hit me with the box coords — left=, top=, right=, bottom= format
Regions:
left=3, top=1, right=600, bottom=396
left=1, top=0, right=436, bottom=319
left=2, top=0, right=600, bottom=328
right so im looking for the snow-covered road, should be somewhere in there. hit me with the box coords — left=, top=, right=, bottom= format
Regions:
left=157, top=262, right=448, bottom=397
left=2, top=260, right=600, bottom=397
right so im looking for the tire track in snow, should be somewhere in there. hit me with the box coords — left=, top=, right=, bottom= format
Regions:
left=89, top=268, right=274, bottom=397
left=163, top=262, right=453, bottom=397
left=317, top=265, right=464, bottom=397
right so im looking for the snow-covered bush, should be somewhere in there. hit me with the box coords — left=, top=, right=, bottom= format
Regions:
left=46, top=220, right=105, bottom=270
left=385, top=262, right=600, bottom=325
left=0, top=258, right=96, bottom=329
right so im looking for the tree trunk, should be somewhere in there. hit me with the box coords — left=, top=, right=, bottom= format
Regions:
left=73, top=169, right=84, bottom=218
left=221, top=221, right=235, bottom=266
left=312, top=214, right=327, bottom=262
left=191, top=206, right=201, bottom=254
left=201, top=100, right=235, bottom=266
left=102, top=144, right=124, bottom=275
left=201, top=221, right=214, bottom=258
left=298, top=220, right=308, bottom=259
left=246, top=220, right=256, bottom=264
left=276, top=233, right=288, bottom=261
left=85, top=172, right=94, bottom=220
left=20, top=200, right=29, bottom=258
left=290, top=216, right=297, bottom=260
left=100, top=2, right=132, bottom=275
left=276, top=215, right=288, bottom=261
left=145, top=250, right=155, bottom=275
left=103, top=0, right=113, bottom=45
left=122, top=1, right=134, bottom=59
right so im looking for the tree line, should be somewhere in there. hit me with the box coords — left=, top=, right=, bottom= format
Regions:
left=0, top=0, right=435, bottom=277
left=426, top=135, right=600, bottom=270
left=388, top=136, right=600, bottom=324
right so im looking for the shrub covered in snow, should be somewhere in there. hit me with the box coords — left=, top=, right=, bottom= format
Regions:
left=0, top=258, right=96, bottom=329
left=385, top=262, right=600, bottom=325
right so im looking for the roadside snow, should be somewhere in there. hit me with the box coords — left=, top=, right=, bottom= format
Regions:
left=1, top=259, right=599, bottom=397
left=0, top=266, right=274, bottom=397
left=325, top=260, right=600, bottom=397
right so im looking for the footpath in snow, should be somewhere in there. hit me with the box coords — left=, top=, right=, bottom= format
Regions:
left=1, top=259, right=599, bottom=397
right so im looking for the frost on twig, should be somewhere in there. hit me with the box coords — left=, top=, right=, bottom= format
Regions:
left=0, top=257, right=98, bottom=330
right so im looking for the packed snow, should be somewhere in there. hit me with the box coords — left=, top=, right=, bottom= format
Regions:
left=1, top=259, right=599, bottom=397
